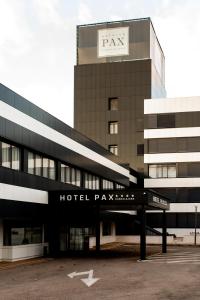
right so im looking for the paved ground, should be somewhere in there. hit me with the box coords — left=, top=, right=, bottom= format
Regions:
left=1, top=244, right=200, bottom=300
left=141, top=247, right=200, bottom=265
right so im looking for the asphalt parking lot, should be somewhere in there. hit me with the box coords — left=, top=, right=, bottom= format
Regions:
left=1, top=244, right=200, bottom=300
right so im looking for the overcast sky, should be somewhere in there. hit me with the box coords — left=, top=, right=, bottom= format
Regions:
left=0, top=0, right=200, bottom=126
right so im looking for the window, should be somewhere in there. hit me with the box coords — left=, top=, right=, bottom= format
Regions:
left=103, top=222, right=112, bottom=236
left=102, top=179, right=114, bottom=190
left=109, top=121, right=118, bottom=134
left=35, top=155, right=42, bottom=176
left=137, top=144, right=144, bottom=156
left=1, top=142, right=20, bottom=170
left=109, top=145, right=118, bottom=156
left=28, top=152, right=34, bottom=174
left=116, top=183, right=125, bottom=190
left=84, top=172, right=100, bottom=189
left=157, top=114, right=175, bottom=128
left=149, top=164, right=176, bottom=178
left=5, top=226, right=42, bottom=246
left=108, top=97, right=118, bottom=111
left=28, top=152, right=56, bottom=180
left=61, top=164, right=81, bottom=187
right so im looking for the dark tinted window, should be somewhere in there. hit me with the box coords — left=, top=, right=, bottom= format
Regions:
left=157, top=114, right=175, bottom=128
left=137, top=144, right=144, bottom=155
left=108, top=97, right=118, bottom=111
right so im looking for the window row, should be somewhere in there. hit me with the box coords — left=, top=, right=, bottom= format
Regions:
left=146, top=112, right=200, bottom=130
left=0, top=141, right=125, bottom=189
left=149, top=164, right=176, bottom=178
left=28, top=152, right=56, bottom=180
left=148, top=137, right=200, bottom=154
left=145, top=114, right=175, bottom=129
left=108, top=144, right=144, bottom=156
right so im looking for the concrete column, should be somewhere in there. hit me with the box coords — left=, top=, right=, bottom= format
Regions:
left=139, top=206, right=146, bottom=260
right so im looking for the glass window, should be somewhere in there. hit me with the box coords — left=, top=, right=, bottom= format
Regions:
left=66, top=166, right=71, bottom=183
left=103, top=179, right=114, bottom=190
left=28, top=152, right=56, bottom=180
left=149, top=164, right=176, bottom=178
left=108, top=97, right=118, bottom=111
left=12, top=146, right=20, bottom=170
left=35, top=154, right=42, bottom=176
left=137, top=144, right=144, bottom=156
left=61, top=164, right=65, bottom=182
left=60, top=163, right=81, bottom=187
left=84, top=172, right=100, bottom=190
left=116, top=184, right=125, bottom=190
left=109, top=145, right=118, bottom=156
left=103, top=222, right=112, bottom=236
left=42, top=158, right=49, bottom=178
left=109, top=121, right=118, bottom=134
left=168, top=165, right=176, bottom=178
left=71, top=168, right=76, bottom=185
left=1, top=142, right=20, bottom=170
left=76, top=170, right=81, bottom=187
left=149, top=165, right=157, bottom=178
left=157, top=114, right=175, bottom=128
left=10, top=226, right=42, bottom=246
left=2, top=142, right=10, bottom=168
left=49, top=159, right=55, bottom=180
left=28, top=152, right=34, bottom=174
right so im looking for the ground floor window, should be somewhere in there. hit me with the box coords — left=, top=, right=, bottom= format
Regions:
left=103, top=222, right=112, bottom=236
left=4, top=221, right=43, bottom=246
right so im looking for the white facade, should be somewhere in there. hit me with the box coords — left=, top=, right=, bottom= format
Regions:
left=144, top=96, right=200, bottom=238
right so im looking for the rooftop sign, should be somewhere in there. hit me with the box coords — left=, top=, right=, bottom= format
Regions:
left=98, top=27, right=129, bottom=58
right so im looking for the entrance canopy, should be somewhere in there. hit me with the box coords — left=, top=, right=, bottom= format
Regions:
left=49, top=189, right=170, bottom=260
left=49, top=188, right=170, bottom=211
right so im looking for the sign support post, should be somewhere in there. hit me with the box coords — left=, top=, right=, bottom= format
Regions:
left=140, top=205, right=146, bottom=260
left=162, top=210, right=167, bottom=253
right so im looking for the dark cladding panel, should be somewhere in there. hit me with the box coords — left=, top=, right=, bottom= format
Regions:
left=74, top=60, right=152, bottom=170
left=147, top=213, right=200, bottom=228
left=0, top=117, right=129, bottom=186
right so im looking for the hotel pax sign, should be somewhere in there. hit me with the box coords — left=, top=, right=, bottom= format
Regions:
left=98, top=27, right=129, bottom=58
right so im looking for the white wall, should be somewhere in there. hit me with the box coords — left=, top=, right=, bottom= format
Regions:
left=89, top=222, right=117, bottom=248
left=1, top=243, right=47, bottom=261
left=116, top=234, right=200, bottom=245
left=0, top=183, right=48, bottom=204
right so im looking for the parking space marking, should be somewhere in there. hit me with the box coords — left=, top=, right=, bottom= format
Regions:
left=139, top=250, right=200, bottom=264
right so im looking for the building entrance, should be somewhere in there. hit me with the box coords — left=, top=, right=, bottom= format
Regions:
left=49, top=189, right=170, bottom=260
left=59, top=225, right=93, bottom=252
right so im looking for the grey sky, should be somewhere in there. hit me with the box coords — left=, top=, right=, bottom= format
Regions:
left=0, top=0, right=200, bottom=126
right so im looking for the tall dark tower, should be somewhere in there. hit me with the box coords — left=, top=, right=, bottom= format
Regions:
left=74, top=18, right=166, bottom=172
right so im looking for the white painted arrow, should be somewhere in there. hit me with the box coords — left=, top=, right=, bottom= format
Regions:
left=68, top=270, right=100, bottom=287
